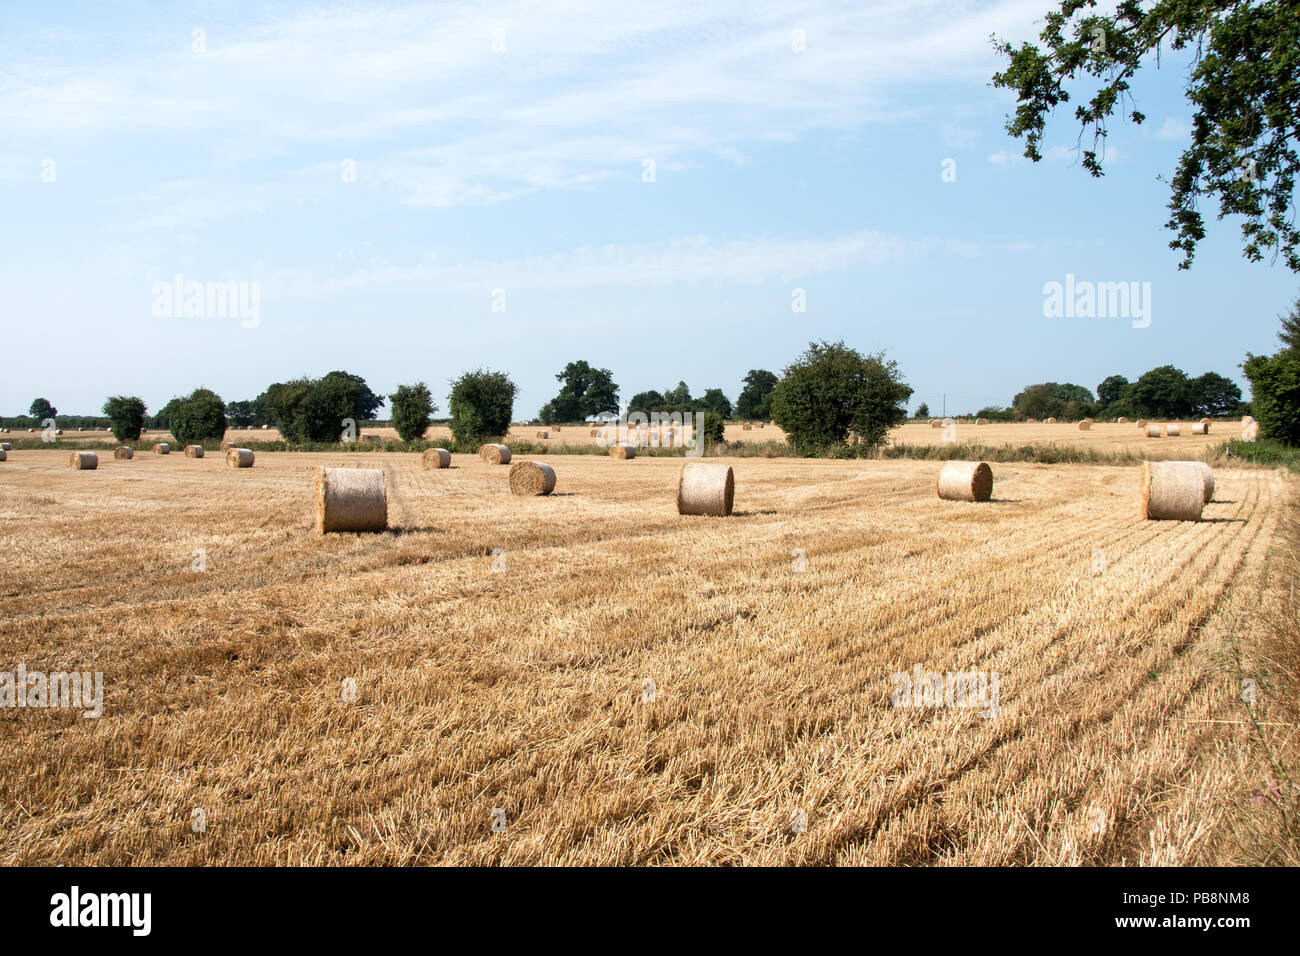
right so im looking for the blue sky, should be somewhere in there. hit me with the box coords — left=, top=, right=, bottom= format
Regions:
left=2, top=0, right=1296, bottom=419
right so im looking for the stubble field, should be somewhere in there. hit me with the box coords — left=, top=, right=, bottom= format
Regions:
left=0, top=448, right=1289, bottom=864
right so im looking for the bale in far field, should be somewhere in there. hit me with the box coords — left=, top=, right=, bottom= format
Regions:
left=742, top=423, right=753, bottom=431
left=69, top=451, right=98, bottom=470
left=1078, top=420, right=1091, bottom=430
left=226, top=448, right=254, bottom=468
left=1190, top=422, right=1208, bottom=435
left=185, top=445, right=204, bottom=458
left=0, top=441, right=9, bottom=451
left=929, top=419, right=943, bottom=428
left=479, top=443, right=511, bottom=465
left=537, top=431, right=549, bottom=439
left=316, top=467, right=387, bottom=533
left=610, top=444, right=637, bottom=460
left=1146, top=424, right=1161, bottom=437
left=422, top=447, right=451, bottom=469
left=976, top=418, right=989, bottom=425
left=1117, top=416, right=1128, bottom=423
left=589, top=428, right=598, bottom=437
left=1198, top=462, right=1215, bottom=503
left=153, top=443, right=170, bottom=454
left=1141, top=461, right=1205, bottom=521
left=114, top=446, right=134, bottom=460
left=0, top=450, right=6, bottom=461
left=1045, top=417, right=1057, bottom=424
left=509, top=460, right=556, bottom=496
left=1166, top=424, right=1181, bottom=437
left=936, top=461, right=993, bottom=502
left=677, top=461, right=734, bottom=516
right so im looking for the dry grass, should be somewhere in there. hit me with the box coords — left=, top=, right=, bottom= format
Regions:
left=0, top=449, right=1291, bottom=865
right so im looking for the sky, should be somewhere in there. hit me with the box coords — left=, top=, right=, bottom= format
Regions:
left=2, top=0, right=1297, bottom=419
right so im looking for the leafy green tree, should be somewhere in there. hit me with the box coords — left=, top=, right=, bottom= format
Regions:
left=319, top=371, right=383, bottom=421
left=736, top=369, right=779, bottom=420
left=664, top=381, right=692, bottom=406
left=1278, top=295, right=1300, bottom=354
left=152, top=397, right=182, bottom=431
left=168, top=388, right=227, bottom=445
left=1097, top=374, right=1130, bottom=406
left=1243, top=351, right=1300, bottom=445
left=29, top=398, right=56, bottom=419
left=915, top=402, right=930, bottom=419
left=626, top=390, right=666, bottom=417
left=697, top=410, right=726, bottom=446
left=698, top=388, right=733, bottom=419
left=539, top=360, right=619, bottom=422
left=1013, top=383, right=1065, bottom=419
left=1130, top=365, right=1195, bottom=418
left=993, top=1, right=1300, bottom=272
left=449, top=369, right=518, bottom=446
left=1191, top=371, right=1243, bottom=417
left=102, top=395, right=147, bottom=442
left=225, top=400, right=256, bottom=428
left=770, top=341, right=912, bottom=452
left=389, top=383, right=437, bottom=442
left=296, top=375, right=364, bottom=442
left=258, top=379, right=313, bottom=440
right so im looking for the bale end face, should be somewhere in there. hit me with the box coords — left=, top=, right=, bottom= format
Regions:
left=1141, top=461, right=1205, bottom=521
left=478, top=443, right=511, bottom=465
left=610, top=444, right=636, bottom=460
left=422, top=447, right=451, bottom=469
left=0, top=449, right=7, bottom=461
left=509, top=460, right=557, bottom=496
left=316, top=467, right=388, bottom=533
left=226, top=448, right=254, bottom=468
left=1078, top=420, right=1091, bottom=430
left=113, top=446, right=134, bottom=460
left=184, top=445, right=204, bottom=458
left=677, top=462, right=734, bottom=516
left=936, top=461, right=993, bottom=502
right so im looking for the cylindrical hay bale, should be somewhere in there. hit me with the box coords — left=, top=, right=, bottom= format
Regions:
left=509, top=460, right=556, bottom=496
left=1117, top=416, right=1128, bottom=423
left=153, top=443, right=170, bottom=455
left=976, top=418, right=989, bottom=425
left=69, top=451, right=98, bottom=470
left=479, top=443, right=511, bottom=465
left=316, top=467, right=387, bottom=533
left=1046, top=417, right=1057, bottom=424
left=1146, top=424, right=1161, bottom=437
left=929, top=419, right=943, bottom=428
left=184, top=444, right=204, bottom=458
left=422, top=447, right=451, bottom=469
left=114, top=446, right=134, bottom=460
left=536, top=430, right=549, bottom=439
left=1190, top=422, right=1208, bottom=435
left=1078, top=420, right=1091, bottom=430
left=553, top=426, right=561, bottom=432
left=742, top=423, right=753, bottom=431
left=1166, top=424, right=1181, bottom=437
left=589, top=428, right=598, bottom=437
left=0, top=449, right=6, bottom=461
left=610, top=444, right=636, bottom=460
left=936, top=461, right=993, bottom=502
left=0, top=441, right=9, bottom=451
left=1136, top=419, right=1148, bottom=429
left=677, top=462, right=734, bottom=516
left=1197, top=462, right=1215, bottom=503
left=1141, top=461, right=1205, bottom=521
left=226, top=448, right=254, bottom=468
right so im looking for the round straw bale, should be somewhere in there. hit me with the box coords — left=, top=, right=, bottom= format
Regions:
left=742, top=423, right=753, bottom=431
left=1197, top=462, right=1215, bottom=503
left=590, top=428, right=598, bottom=437
left=1190, top=422, right=1208, bottom=435
left=315, top=467, right=387, bottom=533
left=1146, top=424, right=1161, bottom=437
left=677, top=462, right=734, bottom=516
left=153, top=443, right=170, bottom=454
left=1046, top=417, right=1057, bottom=424
left=1140, top=461, right=1205, bottom=521
left=1078, top=420, right=1091, bottom=430
left=536, top=431, right=549, bottom=439
left=69, top=451, right=98, bottom=470
left=0, top=441, right=9, bottom=451
left=610, top=444, right=637, bottom=460
left=553, top=426, right=561, bottom=432
left=1165, top=423, right=1181, bottom=437
left=509, top=460, right=556, bottom=496
left=114, top=446, right=134, bottom=460
left=976, top=418, right=989, bottom=425
left=0, top=449, right=6, bottom=461
left=226, top=448, right=254, bottom=468
left=479, top=443, right=511, bottom=465
left=185, top=444, right=204, bottom=458
left=422, top=447, right=451, bottom=469
left=1136, top=419, right=1147, bottom=428
left=929, top=419, right=943, bottom=428
left=1117, top=416, right=1128, bottom=423
left=936, top=461, right=993, bottom=502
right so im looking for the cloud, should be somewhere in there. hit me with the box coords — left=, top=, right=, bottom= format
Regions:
left=1154, top=117, right=1189, bottom=141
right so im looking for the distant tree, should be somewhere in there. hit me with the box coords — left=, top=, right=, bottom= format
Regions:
left=1096, top=375, right=1130, bottom=407
left=258, top=379, right=313, bottom=441
left=626, top=390, right=666, bottom=417
left=540, top=360, right=619, bottom=422
left=915, top=402, right=930, bottom=419
left=1191, top=371, right=1243, bottom=417
left=225, top=400, right=256, bottom=428
left=770, top=341, right=912, bottom=452
left=102, top=395, right=147, bottom=443
left=389, top=382, right=436, bottom=442
left=1013, top=383, right=1065, bottom=420
left=698, top=388, right=733, bottom=419
left=697, top=411, right=726, bottom=446
left=1129, top=365, right=1195, bottom=418
left=296, top=375, right=365, bottom=443
left=29, top=398, right=56, bottom=420
left=319, top=370, right=383, bottom=421
left=1279, top=296, right=1300, bottom=355
left=1243, top=351, right=1300, bottom=445
left=152, top=397, right=182, bottom=431
left=449, top=369, right=517, bottom=446
left=168, top=388, right=227, bottom=445
left=735, top=369, right=779, bottom=420
left=664, top=381, right=692, bottom=406
left=1052, top=382, right=1095, bottom=406
left=975, top=405, right=1016, bottom=422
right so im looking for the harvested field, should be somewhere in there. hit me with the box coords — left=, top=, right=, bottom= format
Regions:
left=0, top=450, right=1290, bottom=864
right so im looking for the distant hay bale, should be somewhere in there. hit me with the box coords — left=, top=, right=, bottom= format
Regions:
left=1136, top=419, right=1148, bottom=428
left=509, top=460, right=556, bottom=496
left=1242, top=415, right=1254, bottom=425
left=929, top=419, right=943, bottom=428
left=553, top=426, right=561, bottom=432
left=1190, top=422, right=1208, bottom=435
left=1198, top=462, right=1215, bottom=503
left=1045, top=417, right=1057, bottom=424
left=479, top=443, right=511, bottom=465
left=113, top=446, right=134, bottom=460
left=261, top=424, right=269, bottom=429
left=184, top=444, right=204, bottom=458
left=69, top=451, right=98, bottom=470
left=226, top=448, right=254, bottom=468
left=315, top=467, right=387, bottom=533
left=1165, top=424, right=1181, bottom=437
left=742, top=423, right=753, bottom=431
left=975, top=418, right=989, bottom=425
left=536, top=431, right=549, bottom=439
left=153, top=443, right=170, bottom=455
left=0, top=441, right=9, bottom=451
left=1117, top=416, right=1128, bottom=423
left=0, top=450, right=6, bottom=462
left=1140, top=461, right=1205, bottom=521
left=677, top=462, right=734, bottom=516
left=1146, top=424, right=1161, bottom=437
left=610, top=444, right=636, bottom=460
left=589, top=428, right=598, bottom=437
left=422, top=447, right=451, bottom=469
left=758, top=423, right=765, bottom=429
left=936, top=461, right=993, bottom=502
left=1078, top=420, right=1091, bottom=430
